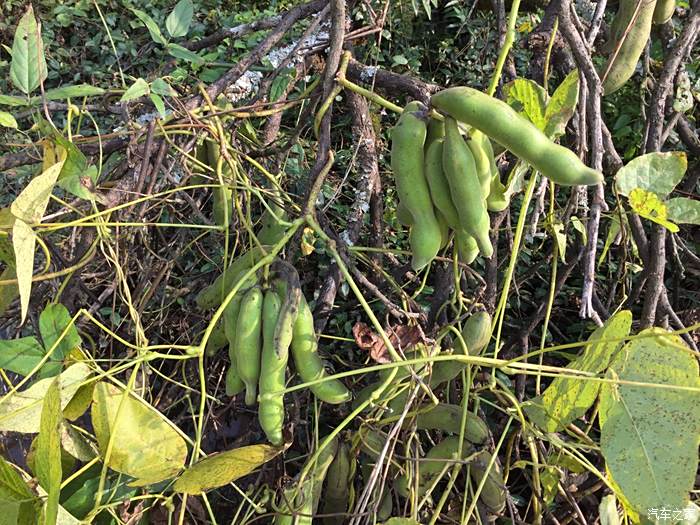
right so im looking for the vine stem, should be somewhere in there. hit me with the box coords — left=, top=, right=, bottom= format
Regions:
left=487, top=0, right=522, bottom=96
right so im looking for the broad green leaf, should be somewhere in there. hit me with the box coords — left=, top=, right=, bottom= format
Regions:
left=599, top=329, right=700, bottom=515
left=12, top=219, right=36, bottom=324
left=149, top=94, right=166, bottom=119
left=0, top=337, right=44, bottom=376
left=524, top=310, right=632, bottom=432
left=0, top=111, right=17, bottom=129
left=150, top=78, right=177, bottom=97
left=548, top=219, right=566, bottom=263
left=269, top=70, right=293, bottom=102
left=173, top=444, right=283, bottom=494
left=59, top=421, right=97, bottom=462
left=130, top=9, right=167, bottom=45
left=0, top=94, right=29, bottom=107
left=43, top=85, right=105, bottom=101
left=91, top=382, right=187, bottom=486
left=52, top=134, right=99, bottom=200
left=11, top=160, right=64, bottom=223
left=38, top=303, right=81, bottom=375
left=166, top=0, right=193, bottom=38
left=599, top=214, right=621, bottom=265
left=614, top=152, right=687, bottom=199
left=120, top=78, right=149, bottom=102
left=35, top=379, right=62, bottom=525
left=504, top=78, right=547, bottom=130
left=0, top=455, right=39, bottom=525
left=166, top=43, right=205, bottom=65
left=666, top=197, right=700, bottom=226
left=544, top=69, right=579, bottom=138
left=628, top=188, right=679, bottom=233
left=10, top=6, right=47, bottom=95
left=599, top=495, right=620, bottom=525
left=0, top=363, right=92, bottom=433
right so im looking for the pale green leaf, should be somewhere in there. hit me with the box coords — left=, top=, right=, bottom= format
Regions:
left=12, top=219, right=36, bottom=324
left=0, top=94, right=29, bottom=107
left=544, top=69, right=579, bottom=138
left=120, top=78, right=149, bottom=102
left=504, top=78, right=547, bottom=130
left=614, top=152, right=687, bottom=199
left=38, top=303, right=81, bottom=376
left=599, top=328, right=700, bottom=514
left=269, top=70, right=293, bottom=102
left=524, top=310, right=632, bottom=432
left=43, top=85, right=105, bottom=101
left=59, top=421, right=97, bottom=461
left=599, top=214, right=621, bottom=265
left=35, top=379, right=62, bottom=525
left=150, top=78, right=177, bottom=97
left=599, top=495, right=620, bottom=525
left=0, top=337, right=44, bottom=376
left=53, top=133, right=99, bottom=200
left=130, top=9, right=167, bottom=45
left=666, top=197, right=700, bottom=226
left=0, top=363, right=92, bottom=433
left=0, top=267, right=19, bottom=318
left=11, top=160, right=64, bottom=223
left=0, top=111, right=17, bottom=129
left=10, top=6, right=47, bottom=95
left=0, top=456, right=39, bottom=524
left=91, top=382, right=187, bottom=485
left=166, top=0, right=193, bottom=38
left=149, top=94, right=166, bottom=119
left=570, top=216, right=587, bottom=244
left=173, top=444, right=283, bottom=494
left=550, top=221, right=566, bottom=263
left=628, top=188, right=679, bottom=233
left=166, top=43, right=205, bottom=64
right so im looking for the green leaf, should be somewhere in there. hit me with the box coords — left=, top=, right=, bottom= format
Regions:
left=149, top=93, right=166, bottom=119
left=130, top=9, right=167, bottom=45
left=599, top=495, right=620, bottom=525
left=0, top=94, right=29, bottom=107
left=0, top=267, right=19, bottom=318
left=52, top=133, right=99, bottom=201
left=524, top=310, right=632, bottom=432
left=0, top=337, right=44, bottom=376
left=35, top=379, right=62, bottom=525
left=666, top=197, right=700, bottom=226
left=173, top=444, right=283, bottom=494
left=0, top=111, right=17, bottom=129
left=10, top=6, right=47, bottom=95
left=38, top=303, right=81, bottom=377
left=269, top=71, right=293, bottom=102
left=166, top=0, right=193, bottom=38
left=504, top=78, right=547, bottom=130
left=0, top=363, right=92, bottom=433
left=120, top=78, right=149, bottom=102
left=150, top=78, right=176, bottom=97
left=599, top=328, right=700, bottom=514
left=614, top=152, right=687, bottom=199
left=91, top=382, right=187, bottom=486
left=0, top=455, right=39, bottom=525
left=166, top=43, right=204, bottom=65
left=43, top=85, right=105, bottom=101
left=598, top=214, right=621, bottom=265
left=12, top=219, right=36, bottom=325
left=544, top=69, right=579, bottom=139
left=628, top=188, right=679, bottom=233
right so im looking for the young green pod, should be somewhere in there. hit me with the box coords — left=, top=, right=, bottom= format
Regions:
left=257, top=199, right=288, bottom=245
left=467, top=130, right=494, bottom=198
left=469, top=449, right=507, bottom=514
left=396, top=201, right=413, bottom=226
left=204, top=318, right=227, bottom=357
left=600, top=0, right=657, bottom=94
left=442, top=117, right=493, bottom=257
left=223, top=295, right=245, bottom=396
left=225, top=366, right=245, bottom=396
left=436, top=210, right=450, bottom=249
left=431, top=88, right=603, bottom=186
left=425, top=116, right=445, bottom=148
left=487, top=173, right=509, bottom=212
left=234, top=286, right=264, bottom=406
left=391, top=101, right=443, bottom=270
left=424, top=139, right=461, bottom=229
left=652, top=0, right=674, bottom=23
left=455, top=230, right=480, bottom=265
left=195, top=248, right=263, bottom=310
left=291, top=295, right=351, bottom=404
left=415, top=404, right=489, bottom=444
left=258, top=289, right=287, bottom=445
left=395, top=436, right=476, bottom=499
left=321, top=441, right=352, bottom=525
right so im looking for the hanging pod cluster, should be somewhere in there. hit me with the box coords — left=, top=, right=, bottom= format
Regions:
left=390, top=101, right=506, bottom=270
left=599, top=0, right=673, bottom=95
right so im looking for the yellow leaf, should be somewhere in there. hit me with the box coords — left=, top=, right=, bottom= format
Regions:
left=11, top=160, right=64, bottom=223
left=300, top=227, right=316, bottom=256
left=12, top=219, right=35, bottom=324
left=628, top=188, right=679, bottom=233
left=173, top=443, right=284, bottom=494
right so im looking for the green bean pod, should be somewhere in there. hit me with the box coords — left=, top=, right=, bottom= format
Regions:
left=234, top=286, right=264, bottom=406
left=395, top=436, right=476, bottom=499
left=415, top=404, right=489, bottom=444
left=431, top=88, right=604, bottom=186
left=291, top=295, right=351, bottom=404
left=204, top=318, right=227, bottom=357
left=321, top=441, right=351, bottom=525
left=206, top=139, right=234, bottom=227
left=653, top=0, right=674, bottom=23
left=223, top=295, right=245, bottom=396
left=436, top=210, right=450, bottom=249
left=396, top=201, right=413, bottom=226
left=258, top=199, right=288, bottom=245
left=391, top=101, right=442, bottom=270
left=600, top=0, right=657, bottom=94
left=442, top=117, right=493, bottom=258
left=455, top=230, right=480, bottom=265
left=425, top=116, right=445, bottom=148
left=467, top=130, right=494, bottom=198
left=424, top=139, right=461, bottom=229
left=258, top=289, right=287, bottom=445
left=469, top=449, right=507, bottom=514
left=195, top=248, right=263, bottom=310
